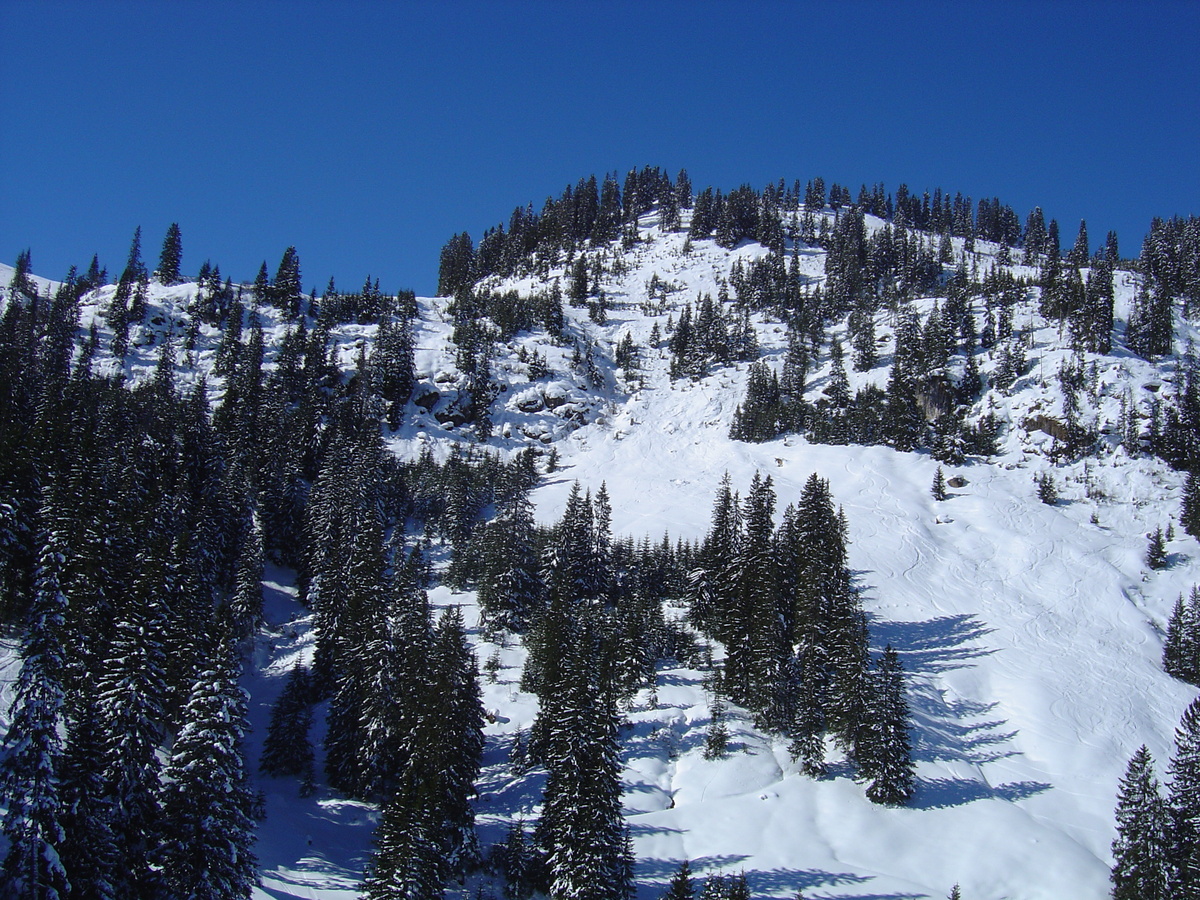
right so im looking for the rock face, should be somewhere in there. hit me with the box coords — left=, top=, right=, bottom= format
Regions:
left=413, top=385, right=440, bottom=411
left=917, top=376, right=958, bottom=421
left=1023, top=414, right=1071, bottom=443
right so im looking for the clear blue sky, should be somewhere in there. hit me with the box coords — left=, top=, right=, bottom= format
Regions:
left=2, top=0, right=1197, bottom=296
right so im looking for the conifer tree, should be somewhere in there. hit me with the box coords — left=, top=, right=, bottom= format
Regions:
left=57, top=696, right=117, bottom=900
left=0, top=529, right=70, bottom=900
left=1111, top=745, right=1169, bottom=900
left=361, top=774, right=445, bottom=900
left=1147, top=527, right=1169, bottom=570
left=663, top=860, right=695, bottom=900
left=273, top=246, right=303, bottom=318
left=496, top=818, right=536, bottom=900
left=1036, top=472, right=1058, bottom=505
left=687, top=473, right=741, bottom=639
left=1181, top=472, right=1200, bottom=538
left=1162, top=586, right=1200, bottom=685
left=703, top=697, right=730, bottom=761
left=416, top=607, right=486, bottom=876
left=155, top=222, right=183, bottom=285
left=932, top=466, right=948, bottom=501
left=1167, top=696, right=1200, bottom=897
left=260, top=663, right=316, bottom=790
left=477, top=488, right=541, bottom=634
left=323, top=494, right=391, bottom=797
left=97, top=607, right=168, bottom=899
left=158, top=645, right=258, bottom=900
left=537, top=614, right=631, bottom=900
left=228, top=513, right=264, bottom=640
left=860, top=646, right=915, bottom=806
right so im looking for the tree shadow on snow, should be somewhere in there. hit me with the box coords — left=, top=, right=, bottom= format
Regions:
left=867, top=613, right=997, bottom=675
left=635, top=854, right=748, bottom=883
left=867, top=613, right=1029, bottom=781
left=909, top=776, right=1051, bottom=810
left=635, top=857, right=879, bottom=898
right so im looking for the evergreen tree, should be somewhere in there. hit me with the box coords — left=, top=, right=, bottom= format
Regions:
left=569, top=257, right=589, bottom=307
left=1181, top=472, right=1200, bottom=538
left=1035, top=472, right=1058, bottom=505
left=496, top=818, right=536, bottom=900
left=1147, top=527, right=1169, bottom=570
left=1111, top=745, right=1170, bottom=900
left=227, top=513, right=264, bottom=640
left=932, top=466, right=948, bottom=501
left=1167, top=696, right=1200, bottom=897
left=538, top=615, right=631, bottom=900
left=6, top=248, right=37, bottom=301
left=361, top=774, right=445, bottom=900
left=260, top=663, right=316, bottom=790
left=0, top=529, right=70, bottom=900
left=417, top=607, right=486, bottom=877
left=57, top=697, right=117, bottom=900
left=663, top=860, right=695, bottom=900
left=273, top=246, right=303, bottom=318
left=253, top=262, right=271, bottom=306
left=97, top=606, right=169, bottom=899
left=703, top=697, right=730, bottom=760
left=860, top=646, right=915, bottom=806
left=477, top=489, right=543, bottom=629
left=1162, top=586, right=1200, bottom=685
left=155, top=222, right=183, bottom=285
left=158, top=646, right=258, bottom=900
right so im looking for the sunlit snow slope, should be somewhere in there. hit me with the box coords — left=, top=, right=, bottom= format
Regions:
left=5, top=207, right=1199, bottom=900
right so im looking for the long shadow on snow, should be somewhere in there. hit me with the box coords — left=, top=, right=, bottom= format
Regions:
left=636, top=857, right=876, bottom=899
left=909, top=776, right=1051, bottom=810
left=867, top=613, right=1024, bottom=778
left=867, top=613, right=997, bottom=675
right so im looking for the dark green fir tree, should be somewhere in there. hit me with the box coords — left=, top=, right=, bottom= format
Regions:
left=1110, top=745, right=1169, bottom=900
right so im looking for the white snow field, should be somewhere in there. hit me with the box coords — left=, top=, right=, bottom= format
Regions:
left=4, top=209, right=1199, bottom=900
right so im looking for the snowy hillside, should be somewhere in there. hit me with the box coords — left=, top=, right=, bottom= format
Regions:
left=4, top=204, right=1199, bottom=900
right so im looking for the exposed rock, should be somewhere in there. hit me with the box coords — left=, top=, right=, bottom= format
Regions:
left=1023, top=414, right=1071, bottom=443
left=917, top=376, right=958, bottom=422
left=434, top=408, right=467, bottom=427
left=413, top=386, right=440, bottom=411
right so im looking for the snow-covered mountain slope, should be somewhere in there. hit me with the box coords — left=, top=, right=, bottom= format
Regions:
left=7, top=210, right=1199, bottom=900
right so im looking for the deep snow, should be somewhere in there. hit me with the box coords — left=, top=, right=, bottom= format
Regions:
left=4, top=213, right=1199, bottom=900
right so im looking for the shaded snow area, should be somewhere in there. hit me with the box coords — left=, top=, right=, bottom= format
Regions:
left=5, top=212, right=1200, bottom=900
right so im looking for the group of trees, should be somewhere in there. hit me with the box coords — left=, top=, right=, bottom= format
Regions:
left=732, top=290, right=996, bottom=463
left=438, top=165, right=693, bottom=294
left=0, top=246, right=490, bottom=898
left=667, top=293, right=759, bottom=379
left=687, top=473, right=914, bottom=805
left=5, top=168, right=1199, bottom=899
left=0, top=275, right=262, bottom=896
left=1163, top=586, right=1200, bottom=686
left=1110, top=696, right=1200, bottom=899
left=437, top=165, right=1116, bottom=309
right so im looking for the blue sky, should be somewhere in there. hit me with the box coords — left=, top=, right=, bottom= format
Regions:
left=2, top=0, right=1197, bottom=296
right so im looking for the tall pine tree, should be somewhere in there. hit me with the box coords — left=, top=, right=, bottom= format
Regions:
left=1111, top=745, right=1170, bottom=900
left=0, top=527, right=71, bottom=900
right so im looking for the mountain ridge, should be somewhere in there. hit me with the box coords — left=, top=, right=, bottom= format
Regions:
left=3, top=191, right=1199, bottom=899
